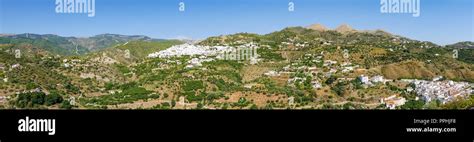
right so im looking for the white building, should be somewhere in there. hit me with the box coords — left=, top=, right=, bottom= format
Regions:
left=432, top=76, right=443, bottom=81
left=311, top=81, right=322, bottom=89
left=264, top=71, right=280, bottom=77
left=380, top=95, right=406, bottom=109
left=11, top=64, right=20, bottom=69
left=359, top=75, right=370, bottom=85
left=371, top=75, right=385, bottom=83
left=408, top=79, right=472, bottom=104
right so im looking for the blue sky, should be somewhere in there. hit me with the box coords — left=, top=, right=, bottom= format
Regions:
left=0, top=0, right=472, bottom=45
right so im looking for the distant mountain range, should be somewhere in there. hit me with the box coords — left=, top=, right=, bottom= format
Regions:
left=307, top=23, right=388, bottom=34
left=0, top=33, right=165, bottom=55
left=0, top=24, right=472, bottom=56
left=446, top=41, right=474, bottom=49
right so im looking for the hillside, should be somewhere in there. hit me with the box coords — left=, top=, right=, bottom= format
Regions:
left=1, top=25, right=473, bottom=110
left=446, top=41, right=474, bottom=49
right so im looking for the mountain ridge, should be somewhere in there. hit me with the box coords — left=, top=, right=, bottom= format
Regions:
left=0, top=33, right=166, bottom=55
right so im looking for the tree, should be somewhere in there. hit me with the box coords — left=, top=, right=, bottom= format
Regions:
left=352, top=77, right=363, bottom=89
left=105, top=82, right=115, bottom=90
left=14, top=92, right=48, bottom=108
left=234, top=97, right=250, bottom=108
left=60, top=101, right=73, bottom=109
left=250, top=104, right=258, bottom=109
left=45, top=92, right=63, bottom=106
left=401, top=100, right=424, bottom=109
left=196, top=102, right=204, bottom=109
left=65, top=82, right=80, bottom=94
left=171, top=99, right=176, bottom=107
left=31, top=92, right=45, bottom=105
left=332, top=82, right=346, bottom=96
left=26, top=82, right=39, bottom=90
left=325, top=75, right=337, bottom=85
left=303, top=76, right=313, bottom=90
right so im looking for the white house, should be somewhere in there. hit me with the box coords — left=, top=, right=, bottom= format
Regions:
left=264, top=70, right=280, bottom=77
left=371, top=75, right=385, bottom=83
left=380, top=95, right=406, bottom=109
left=359, top=75, right=370, bottom=85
